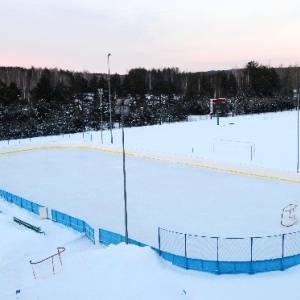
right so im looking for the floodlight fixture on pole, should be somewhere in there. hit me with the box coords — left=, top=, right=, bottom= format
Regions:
left=108, top=53, right=113, bottom=144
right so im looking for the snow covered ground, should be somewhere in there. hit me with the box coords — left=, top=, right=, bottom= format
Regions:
left=1, top=110, right=300, bottom=299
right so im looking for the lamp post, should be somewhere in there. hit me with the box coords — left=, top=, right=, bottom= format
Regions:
left=108, top=53, right=113, bottom=144
left=99, top=89, right=103, bottom=143
left=116, top=98, right=131, bottom=244
left=297, top=88, right=299, bottom=173
left=295, top=65, right=299, bottom=173
left=293, top=87, right=299, bottom=173
left=65, top=111, right=70, bottom=138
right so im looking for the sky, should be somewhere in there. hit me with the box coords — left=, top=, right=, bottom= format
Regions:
left=1, top=110, right=300, bottom=299
left=1, top=0, right=300, bottom=74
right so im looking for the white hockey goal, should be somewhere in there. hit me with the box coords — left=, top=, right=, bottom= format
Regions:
left=281, top=204, right=298, bottom=227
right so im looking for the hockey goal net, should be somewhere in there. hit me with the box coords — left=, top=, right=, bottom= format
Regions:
left=281, top=204, right=298, bottom=227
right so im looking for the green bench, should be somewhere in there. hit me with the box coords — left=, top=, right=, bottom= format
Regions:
left=13, top=217, right=45, bottom=234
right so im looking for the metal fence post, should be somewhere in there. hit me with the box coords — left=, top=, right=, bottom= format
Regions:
left=250, top=237, right=253, bottom=274
left=282, top=234, right=285, bottom=271
left=158, top=227, right=161, bottom=255
left=184, top=233, right=188, bottom=269
left=217, top=237, right=220, bottom=274
left=184, top=234, right=187, bottom=258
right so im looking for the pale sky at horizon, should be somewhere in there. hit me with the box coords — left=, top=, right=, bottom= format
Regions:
left=1, top=0, right=300, bottom=74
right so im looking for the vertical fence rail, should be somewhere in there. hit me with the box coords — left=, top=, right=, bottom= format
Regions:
left=282, top=234, right=285, bottom=271
left=250, top=237, right=253, bottom=274
left=158, top=227, right=161, bottom=255
left=184, top=234, right=187, bottom=257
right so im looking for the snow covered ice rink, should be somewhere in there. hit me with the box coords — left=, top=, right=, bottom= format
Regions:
left=1, top=110, right=300, bottom=299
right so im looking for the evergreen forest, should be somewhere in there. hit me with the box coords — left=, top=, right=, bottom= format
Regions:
left=0, top=61, right=299, bottom=140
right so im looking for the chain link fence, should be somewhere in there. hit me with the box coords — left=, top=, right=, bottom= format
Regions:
left=158, top=227, right=300, bottom=274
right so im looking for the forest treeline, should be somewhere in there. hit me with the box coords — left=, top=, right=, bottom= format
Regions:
left=0, top=61, right=299, bottom=140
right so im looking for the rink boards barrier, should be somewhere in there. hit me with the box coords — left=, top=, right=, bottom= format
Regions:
left=3, top=188, right=300, bottom=274
left=99, top=228, right=148, bottom=248
left=0, top=189, right=43, bottom=215
left=0, top=189, right=95, bottom=244
left=51, top=209, right=95, bottom=243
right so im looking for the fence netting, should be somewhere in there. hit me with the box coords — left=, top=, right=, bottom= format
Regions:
left=186, top=235, right=217, bottom=260
left=284, top=232, right=300, bottom=257
left=252, top=235, right=282, bottom=261
left=218, top=238, right=251, bottom=261
left=159, top=227, right=300, bottom=262
left=159, top=228, right=185, bottom=256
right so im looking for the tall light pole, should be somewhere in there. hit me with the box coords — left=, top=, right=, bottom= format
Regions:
left=295, top=66, right=299, bottom=173
left=297, top=89, right=299, bottom=173
left=116, top=98, right=130, bottom=244
left=99, top=88, right=103, bottom=143
left=65, top=111, right=70, bottom=138
left=297, top=86, right=299, bottom=174
left=108, top=53, right=113, bottom=144
left=121, top=104, right=128, bottom=244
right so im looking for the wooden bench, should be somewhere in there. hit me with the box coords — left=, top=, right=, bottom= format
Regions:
left=13, top=217, right=45, bottom=234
